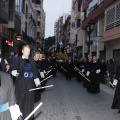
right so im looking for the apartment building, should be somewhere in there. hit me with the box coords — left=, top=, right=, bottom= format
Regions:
left=32, top=0, right=44, bottom=50
left=101, top=0, right=120, bottom=70
left=41, top=10, right=46, bottom=51
left=0, top=0, right=22, bottom=59
left=62, top=15, right=71, bottom=54
left=72, top=0, right=84, bottom=58
left=81, top=0, right=106, bottom=60
left=54, top=16, right=63, bottom=44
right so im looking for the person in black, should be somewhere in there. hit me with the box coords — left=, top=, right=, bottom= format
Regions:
left=108, top=59, right=114, bottom=84
left=65, top=57, right=73, bottom=80
left=11, top=45, right=40, bottom=120
left=39, top=53, right=46, bottom=92
left=51, top=56, right=57, bottom=77
left=84, top=56, right=92, bottom=89
left=100, top=60, right=107, bottom=83
left=76, top=57, right=85, bottom=82
left=33, top=51, right=42, bottom=103
left=90, top=56, right=100, bottom=94
left=111, top=65, right=120, bottom=113
left=0, top=57, right=6, bottom=72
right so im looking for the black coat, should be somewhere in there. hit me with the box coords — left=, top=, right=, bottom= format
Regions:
left=12, top=57, right=38, bottom=119
left=111, top=65, right=120, bottom=110
left=89, top=62, right=100, bottom=93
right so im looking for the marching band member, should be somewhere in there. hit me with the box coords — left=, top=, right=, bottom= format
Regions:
left=11, top=45, right=40, bottom=119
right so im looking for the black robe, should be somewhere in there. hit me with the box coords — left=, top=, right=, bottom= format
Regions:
left=76, top=61, right=85, bottom=82
left=65, top=60, right=73, bottom=80
left=84, top=61, right=92, bottom=89
left=111, top=65, right=120, bottom=110
left=34, top=61, right=41, bottom=103
left=38, top=60, right=46, bottom=91
left=12, top=57, right=38, bottom=119
left=89, top=62, right=100, bottom=94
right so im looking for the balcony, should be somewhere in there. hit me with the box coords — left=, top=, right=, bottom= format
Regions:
left=82, top=0, right=92, bottom=12
left=82, top=1, right=104, bottom=28
left=76, top=0, right=82, bottom=3
left=8, top=12, right=21, bottom=33
left=22, top=31, right=36, bottom=45
left=0, top=0, right=8, bottom=23
left=82, top=0, right=115, bottom=28
left=29, top=13, right=36, bottom=26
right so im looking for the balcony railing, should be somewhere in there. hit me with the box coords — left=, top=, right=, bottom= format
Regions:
left=29, top=13, right=36, bottom=26
left=22, top=31, right=36, bottom=45
left=82, top=1, right=105, bottom=28
left=88, top=1, right=104, bottom=16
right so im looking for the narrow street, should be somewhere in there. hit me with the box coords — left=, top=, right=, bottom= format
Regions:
left=34, top=72, right=120, bottom=120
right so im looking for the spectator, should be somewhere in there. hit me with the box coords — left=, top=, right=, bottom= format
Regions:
left=5, top=64, right=11, bottom=74
left=100, top=60, right=107, bottom=83
left=11, top=53, right=18, bottom=67
left=108, top=59, right=114, bottom=85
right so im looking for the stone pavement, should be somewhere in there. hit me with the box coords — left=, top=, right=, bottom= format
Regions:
left=34, top=72, right=120, bottom=120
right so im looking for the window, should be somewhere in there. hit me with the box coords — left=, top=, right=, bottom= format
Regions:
left=15, top=0, right=22, bottom=16
left=77, top=19, right=80, bottom=28
left=78, top=3, right=81, bottom=12
left=22, top=0, right=25, bottom=13
left=37, top=21, right=40, bottom=26
left=2, top=26, right=5, bottom=33
left=37, top=11, right=41, bottom=16
left=1, top=0, right=5, bottom=10
left=105, top=3, right=120, bottom=30
left=25, top=21, right=27, bottom=34
left=36, top=0, right=41, bottom=5
left=9, top=0, right=14, bottom=20
left=26, top=4, right=28, bottom=18
left=37, top=32, right=40, bottom=37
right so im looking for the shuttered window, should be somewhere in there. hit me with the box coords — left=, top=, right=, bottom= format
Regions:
left=105, top=2, right=120, bottom=30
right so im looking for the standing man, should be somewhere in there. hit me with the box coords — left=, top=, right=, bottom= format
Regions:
left=108, top=59, right=114, bottom=85
left=11, top=45, right=40, bottom=119
left=76, top=58, right=85, bottom=82
left=65, top=57, right=73, bottom=80
left=85, top=56, right=93, bottom=92
left=90, top=56, right=100, bottom=94
left=33, top=51, right=42, bottom=103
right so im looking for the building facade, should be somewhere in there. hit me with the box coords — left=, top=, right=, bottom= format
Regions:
left=101, top=0, right=120, bottom=71
left=0, top=0, right=45, bottom=60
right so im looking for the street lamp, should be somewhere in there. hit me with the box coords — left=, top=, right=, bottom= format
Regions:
left=85, top=19, right=94, bottom=56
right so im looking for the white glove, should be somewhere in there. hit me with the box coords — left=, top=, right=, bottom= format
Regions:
left=96, top=69, right=101, bottom=74
left=82, top=69, right=85, bottom=73
left=34, top=78, right=41, bottom=87
left=43, top=70, right=46, bottom=74
left=9, top=104, right=22, bottom=120
left=40, top=72, right=45, bottom=78
left=11, top=70, right=19, bottom=77
left=113, top=79, right=118, bottom=86
left=86, top=71, right=90, bottom=76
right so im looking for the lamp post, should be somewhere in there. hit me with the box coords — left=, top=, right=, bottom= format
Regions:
left=85, top=20, right=94, bottom=56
